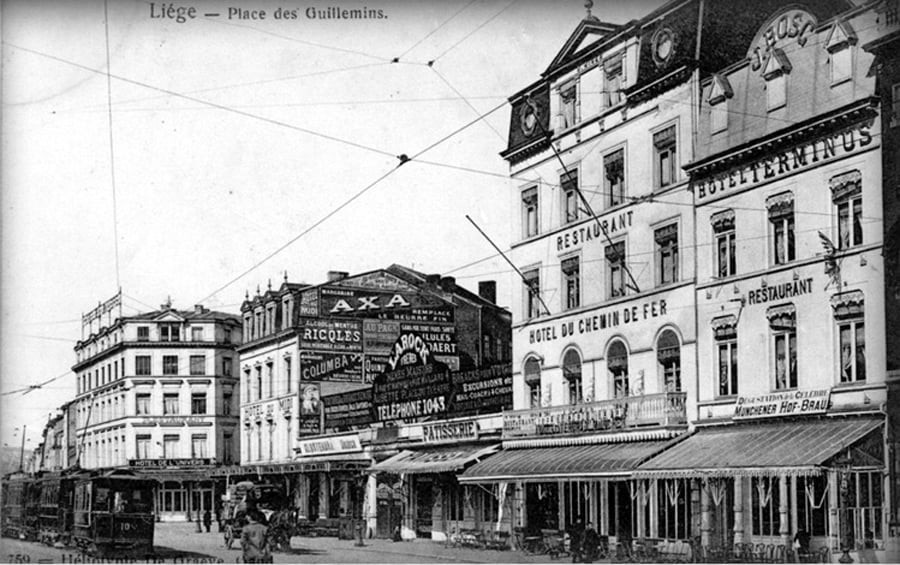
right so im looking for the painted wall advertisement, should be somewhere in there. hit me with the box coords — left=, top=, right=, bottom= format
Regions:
left=324, top=388, right=374, bottom=429
left=298, top=318, right=362, bottom=352
left=300, top=351, right=363, bottom=382
left=298, top=383, right=323, bottom=435
left=372, top=332, right=452, bottom=422
left=318, top=286, right=445, bottom=317
left=450, top=362, right=513, bottom=415
left=733, top=389, right=831, bottom=419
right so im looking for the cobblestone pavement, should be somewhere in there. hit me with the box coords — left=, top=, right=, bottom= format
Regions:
left=1, top=522, right=571, bottom=564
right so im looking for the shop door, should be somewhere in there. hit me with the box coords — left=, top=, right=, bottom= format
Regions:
left=415, top=478, right=433, bottom=538
left=708, top=478, right=734, bottom=550
left=308, top=476, right=320, bottom=521
left=525, top=482, right=559, bottom=534
left=613, top=482, right=633, bottom=543
left=376, top=481, right=401, bottom=538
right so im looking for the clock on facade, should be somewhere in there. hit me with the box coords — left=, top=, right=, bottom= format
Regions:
left=652, top=27, right=675, bottom=67
left=520, top=100, right=538, bottom=136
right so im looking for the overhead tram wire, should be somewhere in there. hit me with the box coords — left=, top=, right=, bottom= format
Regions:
left=1, top=370, right=72, bottom=397
left=427, top=0, right=521, bottom=64
left=198, top=98, right=511, bottom=304
left=395, top=0, right=480, bottom=62
left=5, top=43, right=397, bottom=160
left=104, top=0, right=121, bottom=290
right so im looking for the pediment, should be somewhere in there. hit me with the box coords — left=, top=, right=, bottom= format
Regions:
left=825, top=19, right=857, bottom=53
left=329, top=270, right=421, bottom=293
left=545, top=18, right=619, bottom=75
left=153, top=311, right=185, bottom=322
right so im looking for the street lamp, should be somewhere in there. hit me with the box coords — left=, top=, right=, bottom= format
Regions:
left=837, top=454, right=854, bottom=564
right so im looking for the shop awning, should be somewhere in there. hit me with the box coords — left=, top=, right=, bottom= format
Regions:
left=635, top=415, right=883, bottom=478
left=369, top=444, right=499, bottom=475
left=210, top=453, right=372, bottom=477
left=458, top=440, right=673, bottom=483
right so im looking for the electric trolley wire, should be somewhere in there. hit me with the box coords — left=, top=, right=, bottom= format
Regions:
left=428, top=0, right=521, bottom=64
left=396, top=0, right=480, bottom=61
left=4, top=42, right=398, bottom=160
left=103, top=0, right=121, bottom=290
left=1, top=371, right=72, bottom=397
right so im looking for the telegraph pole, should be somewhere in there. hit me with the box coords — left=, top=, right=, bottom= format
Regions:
left=18, top=425, right=27, bottom=472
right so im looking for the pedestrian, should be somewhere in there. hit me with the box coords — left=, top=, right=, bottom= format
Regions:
left=203, top=509, right=212, bottom=533
left=567, top=519, right=584, bottom=562
left=241, top=510, right=272, bottom=564
left=582, top=521, right=600, bottom=564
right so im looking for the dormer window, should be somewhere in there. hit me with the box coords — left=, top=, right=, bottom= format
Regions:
left=708, top=74, right=733, bottom=135
left=825, top=19, right=856, bottom=86
left=159, top=323, right=180, bottom=342
left=603, top=55, right=624, bottom=108
left=763, top=49, right=791, bottom=111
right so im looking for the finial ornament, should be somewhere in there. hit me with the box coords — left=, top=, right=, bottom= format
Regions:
left=585, top=0, right=593, bottom=18
left=284, top=270, right=288, bottom=283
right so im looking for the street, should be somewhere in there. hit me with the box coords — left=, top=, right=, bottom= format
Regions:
left=1, top=523, right=558, bottom=563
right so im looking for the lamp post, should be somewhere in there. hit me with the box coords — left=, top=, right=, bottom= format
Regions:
left=354, top=474, right=366, bottom=547
left=838, top=455, right=854, bottom=564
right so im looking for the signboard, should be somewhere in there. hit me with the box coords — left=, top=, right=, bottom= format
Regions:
left=297, top=434, right=362, bottom=457
left=421, top=419, right=479, bottom=444
left=298, top=318, right=362, bottom=352
left=373, top=332, right=451, bottom=422
left=733, top=389, right=831, bottom=419
left=137, top=416, right=209, bottom=426
left=378, top=306, right=454, bottom=323
left=300, top=351, right=363, bottom=382
left=528, top=298, right=669, bottom=345
left=129, top=458, right=212, bottom=468
left=298, top=383, right=323, bottom=435
left=504, top=402, right=629, bottom=439
left=82, top=289, right=122, bottom=336
left=299, top=290, right=319, bottom=317
left=364, top=354, right=391, bottom=383
left=319, top=286, right=444, bottom=317
left=747, top=9, right=816, bottom=73
left=324, top=388, right=374, bottom=429
left=450, top=363, right=513, bottom=415
left=399, top=322, right=457, bottom=356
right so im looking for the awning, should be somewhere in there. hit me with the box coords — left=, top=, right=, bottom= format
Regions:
left=636, top=415, right=883, bottom=478
left=369, top=444, right=499, bottom=475
left=210, top=453, right=372, bottom=477
left=459, top=440, right=673, bottom=483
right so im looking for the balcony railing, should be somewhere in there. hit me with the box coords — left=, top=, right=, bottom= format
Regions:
left=503, top=392, right=687, bottom=439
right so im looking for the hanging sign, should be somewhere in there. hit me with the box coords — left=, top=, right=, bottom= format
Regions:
left=733, top=388, right=831, bottom=419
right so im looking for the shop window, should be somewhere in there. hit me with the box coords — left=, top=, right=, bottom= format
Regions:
left=163, top=434, right=179, bottom=458
left=191, top=434, right=207, bottom=458
left=655, top=224, right=678, bottom=286
left=563, top=349, right=583, bottom=405
left=751, top=476, right=786, bottom=537
left=136, top=435, right=151, bottom=459
left=135, top=355, right=151, bottom=376
left=606, top=241, right=626, bottom=298
left=163, top=355, right=179, bottom=376
left=137, top=326, right=149, bottom=342
left=524, top=268, right=541, bottom=319
left=608, top=340, right=629, bottom=398
left=191, top=392, right=207, bottom=415
left=159, top=323, right=180, bottom=342
left=524, top=357, right=542, bottom=409
left=713, top=316, right=738, bottom=397
left=446, top=483, right=465, bottom=522
left=767, top=192, right=795, bottom=265
left=797, top=475, right=829, bottom=537
left=522, top=186, right=539, bottom=238
left=653, top=125, right=677, bottom=188
left=603, top=55, right=624, bottom=108
left=562, top=169, right=580, bottom=224
left=763, top=49, right=791, bottom=111
left=163, top=392, right=180, bottom=415
left=833, top=291, right=866, bottom=383
left=191, top=327, right=203, bottom=342
left=562, top=256, right=581, bottom=310
left=657, top=329, right=681, bottom=392
left=831, top=171, right=863, bottom=249
left=559, top=82, right=579, bottom=130
left=479, top=489, right=499, bottom=523
left=657, top=479, right=691, bottom=540
left=135, top=393, right=150, bottom=416
left=712, top=210, right=736, bottom=278
left=563, top=481, right=589, bottom=530
left=845, top=469, right=883, bottom=547
left=604, top=149, right=625, bottom=208
left=190, top=355, right=205, bottom=376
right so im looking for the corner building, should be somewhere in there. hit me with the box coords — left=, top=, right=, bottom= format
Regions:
left=463, top=1, right=702, bottom=545
left=637, top=2, right=898, bottom=562
left=72, top=296, right=241, bottom=522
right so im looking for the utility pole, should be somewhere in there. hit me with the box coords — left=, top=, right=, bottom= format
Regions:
left=18, top=425, right=27, bottom=473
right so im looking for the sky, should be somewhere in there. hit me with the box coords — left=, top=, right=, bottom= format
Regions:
left=0, top=0, right=665, bottom=450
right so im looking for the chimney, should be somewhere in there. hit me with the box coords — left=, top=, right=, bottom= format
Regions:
left=327, top=271, right=349, bottom=282
left=439, top=276, right=456, bottom=291
left=426, top=274, right=441, bottom=286
left=194, top=304, right=207, bottom=314
left=478, top=281, right=497, bottom=304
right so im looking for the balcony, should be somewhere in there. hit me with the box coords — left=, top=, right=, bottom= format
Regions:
left=503, top=392, right=687, bottom=439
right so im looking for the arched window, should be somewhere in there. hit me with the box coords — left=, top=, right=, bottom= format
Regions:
left=524, top=357, right=542, bottom=408
left=608, top=340, right=629, bottom=398
left=563, top=349, right=583, bottom=405
left=657, top=329, right=681, bottom=392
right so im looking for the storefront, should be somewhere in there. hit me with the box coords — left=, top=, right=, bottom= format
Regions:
left=131, top=458, right=217, bottom=522
left=367, top=414, right=502, bottom=540
left=636, top=414, right=887, bottom=561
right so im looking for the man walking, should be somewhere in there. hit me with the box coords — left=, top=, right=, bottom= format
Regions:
left=241, top=510, right=272, bottom=563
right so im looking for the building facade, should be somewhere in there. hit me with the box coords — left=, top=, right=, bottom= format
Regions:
left=228, top=265, right=512, bottom=539
left=72, top=293, right=241, bottom=521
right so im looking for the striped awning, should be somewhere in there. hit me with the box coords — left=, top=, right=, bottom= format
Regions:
left=635, top=415, right=883, bottom=478
left=369, top=444, right=499, bottom=475
left=459, top=440, right=673, bottom=483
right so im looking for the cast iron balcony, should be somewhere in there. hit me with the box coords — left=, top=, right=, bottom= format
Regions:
left=502, top=391, right=687, bottom=439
